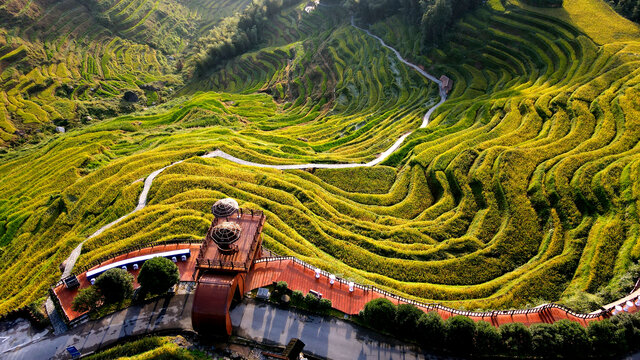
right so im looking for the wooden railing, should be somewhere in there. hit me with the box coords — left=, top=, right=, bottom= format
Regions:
left=197, top=208, right=265, bottom=271
left=53, top=239, right=203, bottom=288
left=254, top=256, right=608, bottom=320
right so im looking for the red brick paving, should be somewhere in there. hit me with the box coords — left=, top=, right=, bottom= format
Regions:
left=54, top=248, right=633, bottom=327
left=53, top=243, right=200, bottom=321
left=245, top=259, right=619, bottom=326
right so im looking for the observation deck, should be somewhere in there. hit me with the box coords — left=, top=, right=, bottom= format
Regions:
left=195, top=209, right=265, bottom=273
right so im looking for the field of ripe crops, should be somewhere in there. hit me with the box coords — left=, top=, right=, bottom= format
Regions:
left=2, top=1, right=640, bottom=316
left=0, top=0, right=254, bottom=147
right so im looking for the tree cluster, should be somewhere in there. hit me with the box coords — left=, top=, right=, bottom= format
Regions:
left=346, top=0, right=483, bottom=45
left=360, top=298, right=640, bottom=358
left=288, top=287, right=332, bottom=311
left=192, top=0, right=299, bottom=76
left=137, top=257, right=180, bottom=296
left=72, top=268, right=134, bottom=313
left=609, top=0, right=640, bottom=23
left=72, top=258, right=179, bottom=314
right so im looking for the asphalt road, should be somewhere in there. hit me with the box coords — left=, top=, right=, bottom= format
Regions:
left=230, top=300, right=443, bottom=360
left=2, top=292, right=446, bottom=360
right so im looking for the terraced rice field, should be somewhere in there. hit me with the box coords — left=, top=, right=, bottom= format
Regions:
left=0, top=0, right=252, bottom=146
left=1, top=2, right=640, bottom=317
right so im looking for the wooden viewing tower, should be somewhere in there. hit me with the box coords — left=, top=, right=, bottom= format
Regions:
left=192, top=198, right=265, bottom=336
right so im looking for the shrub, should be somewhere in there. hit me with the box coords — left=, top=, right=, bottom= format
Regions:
left=362, top=298, right=396, bottom=332
left=72, top=287, right=102, bottom=313
left=94, top=268, right=134, bottom=304
left=499, top=322, right=532, bottom=355
left=445, top=315, right=475, bottom=355
left=304, top=293, right=320, bottom=309
left=291, top=290, right=304, bottom=304
left=416, top=311, right=445, bottom=349
left=137, top=257, right=179, bottom=295
left=530, top=323, right=561, bottom=357
left=588, top=319, right=625, bottom=357
left=274, top=281, right=288, bottom=294
left=395, top=304, right=423, bottom=339
left=319, top=298, right=332, bottom=311
left=610, top=313, right=640, bottom=352
left=474, top=321, right=501, bottom=355
left=555, top=319, right=589, bottom=358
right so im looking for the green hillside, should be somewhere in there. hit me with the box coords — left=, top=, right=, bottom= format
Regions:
left=0, top=0, right=253, bottom=147
left=1, top=0, right=640, bottom=316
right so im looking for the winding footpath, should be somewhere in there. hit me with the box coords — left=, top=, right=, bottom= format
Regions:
left=58, top=20, right=448, bottom=281
left=48, top=20, right=447, bottom=334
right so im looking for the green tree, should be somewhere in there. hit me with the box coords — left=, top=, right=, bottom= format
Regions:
left=416, top=311, right=445, bottom=349
left=610, top=313, right=640, bottom=352
left=71, top=287, right=102, bottom=313
left=500, top=322, right=532, bottom=355
left=319, top=298, right=332, bottom=311
left=395, top=304, right=423, bottom=339
left=445, top=315, right=475, bottom=355
left=304, top=293, right=320, bottom=309
left=137, top=257, right=180, bottom=295
left=291, top=290, right=304, bottom=304
left=474, top=321, right=501, bottom=355
left=555, top=319, right=589, bottom=358
left=588, top=319, right=625, bottom=357
left=421, top=0, right=452, bottom=45
left=94, top=268, right=134, bottom=304
left=274, top=281, right=288, bottom=294
left=362, top=298, right=396, bottom=332
left=530, top=323, right=561, bottom=357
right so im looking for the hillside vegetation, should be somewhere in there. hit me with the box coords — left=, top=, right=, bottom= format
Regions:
left=0, top=0, right=254, bottom=147
left=1, top=0, right=640, bottom=316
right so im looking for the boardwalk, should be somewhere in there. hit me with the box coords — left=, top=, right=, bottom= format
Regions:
left=53, top=243, right=200, bottom=322
left=246, top=258, right=620, bottom=327
left=54, top=245, right=639, bottom=330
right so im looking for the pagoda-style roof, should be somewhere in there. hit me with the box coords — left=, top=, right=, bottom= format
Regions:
left=211, top=221, right=242, bottom=251
left=211, top=198, right=239, bottom=218
left=196, top=209, right=265, bottom=272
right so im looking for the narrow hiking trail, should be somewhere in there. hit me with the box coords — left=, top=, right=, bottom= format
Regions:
left=58, top=20, right=447, bottom=281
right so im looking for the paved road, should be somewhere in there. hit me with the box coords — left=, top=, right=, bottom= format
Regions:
left=2, top=284, right=195, bottom=360
left=231, top=301, right=445, bottom=360
left=2, top=292, right=447, bottom=360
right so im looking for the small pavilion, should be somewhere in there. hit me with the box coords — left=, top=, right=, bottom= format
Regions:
left=440, top=75, right=453, bottom=94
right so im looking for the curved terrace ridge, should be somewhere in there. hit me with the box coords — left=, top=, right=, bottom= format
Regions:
left=59, top=19, right=448, bottom=279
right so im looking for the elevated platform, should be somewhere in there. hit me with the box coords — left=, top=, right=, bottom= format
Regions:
left=195, top=209, right=265, bottom=273
left=52, top=243, right=200, bottom=322
left=192, top=208, right=265, bottom=336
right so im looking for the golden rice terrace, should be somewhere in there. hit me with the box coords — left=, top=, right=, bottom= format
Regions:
left=1, top=0, right=640, bottom=318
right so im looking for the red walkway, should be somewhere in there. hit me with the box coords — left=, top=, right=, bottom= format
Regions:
left=53, top=243, right=200, bottom=321
left=53, top=247, right=636, bottom=327
left=246, top=258, right=618, bottom=326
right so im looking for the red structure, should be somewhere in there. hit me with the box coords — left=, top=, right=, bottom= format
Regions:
left=51, top=198, right=636, bottom=334
left=51, top=243, right=200, bottom=322
left=191, top=201, right=265, bottom=336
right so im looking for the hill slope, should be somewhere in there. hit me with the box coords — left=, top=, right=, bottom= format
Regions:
left=1, top=0, right=640, bottom=315
left=0, top=0, right=255, bottom=147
